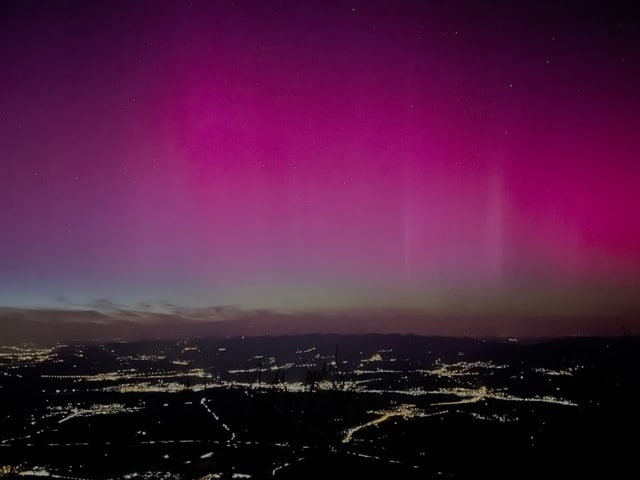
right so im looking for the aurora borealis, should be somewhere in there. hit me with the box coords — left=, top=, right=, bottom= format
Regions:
left=1, top=1, right=639, bottom=336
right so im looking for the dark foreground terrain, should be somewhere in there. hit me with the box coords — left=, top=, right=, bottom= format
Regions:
left=1, top=334, right=638, bottom=479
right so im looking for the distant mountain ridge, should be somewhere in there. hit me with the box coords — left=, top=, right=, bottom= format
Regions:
left=0, top=305, right=634, bottom=345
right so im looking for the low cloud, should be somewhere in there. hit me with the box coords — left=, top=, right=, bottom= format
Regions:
left=0, top=302, right=636, bottom=346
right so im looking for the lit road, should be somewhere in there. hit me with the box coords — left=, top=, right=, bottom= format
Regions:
left=200, top=397, right=236, bottom=442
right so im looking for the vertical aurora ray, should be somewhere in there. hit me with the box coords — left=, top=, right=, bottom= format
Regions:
left=1, top=0, right=639, bottom=332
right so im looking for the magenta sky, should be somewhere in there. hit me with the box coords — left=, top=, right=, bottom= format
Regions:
left=1, top=1, right=639, bottom=332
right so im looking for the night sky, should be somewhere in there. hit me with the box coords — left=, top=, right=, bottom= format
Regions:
left=1, top=1, right=639, bottom=335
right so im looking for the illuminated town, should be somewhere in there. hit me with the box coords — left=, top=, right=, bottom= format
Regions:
left=2, top=334, right=631, bottom=479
